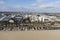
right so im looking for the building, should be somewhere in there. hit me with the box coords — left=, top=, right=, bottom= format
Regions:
left=30, top=15, right=38, bottom=22
left=9, top=19, right=14, bottom=23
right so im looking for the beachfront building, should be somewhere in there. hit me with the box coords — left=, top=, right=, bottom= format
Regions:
left=30, top=15, right=38, bottom=23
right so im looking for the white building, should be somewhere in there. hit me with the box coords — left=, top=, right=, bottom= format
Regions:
left=9, top=19, right=14, bottom=23
left=30, top=15, right=38, bottom=22
left=11, top=14, right=15, bottom=18
left=38, top=15, right=55, bottom=22
left=38, top=16, right=45, bottom=22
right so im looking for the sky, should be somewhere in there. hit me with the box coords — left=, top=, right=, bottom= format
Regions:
left=0, top=0, right=60, bottom=13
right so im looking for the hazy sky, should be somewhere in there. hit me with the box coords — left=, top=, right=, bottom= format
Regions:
left=0, top=0, right=60, bottom=13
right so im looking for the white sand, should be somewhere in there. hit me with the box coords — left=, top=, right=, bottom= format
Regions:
left=0, top=30, right=60, bottom=40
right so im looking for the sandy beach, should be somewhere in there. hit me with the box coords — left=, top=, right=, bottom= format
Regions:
left=0, top=30, right=60, bottom=40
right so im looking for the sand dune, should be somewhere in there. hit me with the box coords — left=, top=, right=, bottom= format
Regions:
left=0, top=30, right=60, bottom=40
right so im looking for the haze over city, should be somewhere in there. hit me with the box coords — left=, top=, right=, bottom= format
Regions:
left=0, top=0, right=60, bottom=13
